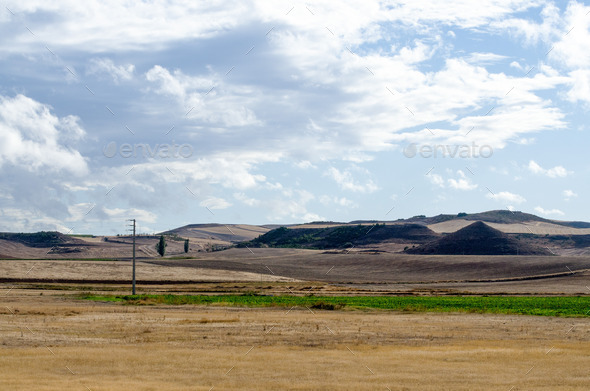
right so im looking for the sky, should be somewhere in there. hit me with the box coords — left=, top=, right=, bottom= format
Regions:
left=0, top=0, right=589, bottom=234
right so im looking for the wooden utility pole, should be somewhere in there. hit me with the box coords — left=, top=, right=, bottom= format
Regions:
left=127, top=219, right=136, bottom=295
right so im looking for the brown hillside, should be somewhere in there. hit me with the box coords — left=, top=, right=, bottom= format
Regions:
left=405, top=221, right=552, bottom=255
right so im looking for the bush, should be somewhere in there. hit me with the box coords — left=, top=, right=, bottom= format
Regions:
left=310, top=301, right=346, bottom=310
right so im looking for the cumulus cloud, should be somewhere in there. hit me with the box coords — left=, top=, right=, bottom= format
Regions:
left=233, top=192, right=260, bottom=207
left=265, top=190, right=322, bottom=222
left=563, top=189, right=577, bottom=200
left=0, top=94, right=88, bottom=175
left=199, top=197, right=232, bottom=210
left=448, top=170, right=478, bottom=190
left=465, top=52, right=508, bottom=65
left=1, top=1, right=255, bottom=53
left=1, top=0, right=587, bottom=232
left=428, top=171, right=477, bottom=190
left=486, top=191, right=526, bottom=204
left=103, top=207, right=157, bottom=223
left=0, top=207, right=71, bottom=232
left=428, top=173, right=445, bottom=188
left=326, top=167, right=378, bottom=193
left=534, top=206, right=564, bottom=216
left=145, top=65, right=261, bottom=127
left=528, top=160, right=571, bottom=178
left=319, top=195, right=357, bottom=208
left=86, top=58, right=135, bottom=83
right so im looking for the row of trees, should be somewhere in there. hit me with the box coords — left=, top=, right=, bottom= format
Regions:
left=155, top=236, right=189, bottom=256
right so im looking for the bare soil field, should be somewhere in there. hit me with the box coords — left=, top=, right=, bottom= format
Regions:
left=1, top=290, right=589, bottom=390
left=3, top=248, right=590, bottom=294
left=147, top=248, right=590, bottom=294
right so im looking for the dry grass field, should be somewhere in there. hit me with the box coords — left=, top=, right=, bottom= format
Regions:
left=2, top=246, right=590, bottom=390
left=2, top=289, right=590, bottom=390
left=0, top=259, right=297, bottom=283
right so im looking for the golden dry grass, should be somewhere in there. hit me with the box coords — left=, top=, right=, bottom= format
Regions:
left=1, top=290, right=590, bottom=390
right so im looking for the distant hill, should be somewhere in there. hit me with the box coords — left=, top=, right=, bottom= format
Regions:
left=395, top=210, right=590, bottom=230
left=405, top=221, right=553, bottom=255
left=0, top=231, right=83, bottom=248
left=401, top=210, right=554, bottom=225
left=162, top=223, right=268, bottom=243
left=555, top=221, right=590, bottom=229
left=241, top=223, right=439, bottom=249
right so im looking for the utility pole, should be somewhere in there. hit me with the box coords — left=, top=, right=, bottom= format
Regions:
left=127, top=219, right=136, bottom=295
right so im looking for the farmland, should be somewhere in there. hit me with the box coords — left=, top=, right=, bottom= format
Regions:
left=85, top=294, right=590, bottom=318
left=2, top=288, right=590, bottom=390
left=2, top=214, right=590, bottom=390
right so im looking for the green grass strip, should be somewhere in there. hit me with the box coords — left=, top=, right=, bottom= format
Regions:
left=81, top=294, right=590, bottom=318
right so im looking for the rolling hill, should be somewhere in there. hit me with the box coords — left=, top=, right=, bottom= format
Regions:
left=405, top=221, right=553, bottom=256
left=162, top=223, right=268, bottom=242
left=242, top=223, right=439, bottom=250
left=1, top=210, right=590, bottom=259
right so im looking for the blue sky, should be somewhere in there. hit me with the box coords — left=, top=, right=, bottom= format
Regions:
left=0, top=0, right=589, bottom=234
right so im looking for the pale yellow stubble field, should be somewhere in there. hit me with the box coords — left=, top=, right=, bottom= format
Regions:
left=1, top=290, right=589, bottom=390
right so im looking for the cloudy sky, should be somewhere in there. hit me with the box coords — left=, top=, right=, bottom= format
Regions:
left=0, top=0, right=589, bottom=234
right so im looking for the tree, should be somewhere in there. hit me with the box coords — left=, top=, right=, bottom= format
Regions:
left=184, top=238, right=189, bottom=253
left=156, top=235, right=167, bottom=257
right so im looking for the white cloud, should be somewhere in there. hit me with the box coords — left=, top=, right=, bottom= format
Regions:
left=84, top=152, right=274, bottom=217
left=1, top=1, right=255, bottom=53
left=486, top=191, right=526, bottom=204
left=566, top=69, right=590, bottom=104
left=86, top=58, right=134, bottom=83
left=428, top=171, right=477, bottom=190
left=538, top=2, right=590, bottom=104
left=0, top=207, right=71, bottom=232
left=492, top=3, right=561, bottom=45
left=549, top=2, right=590, bottom=70
left=265, top=190, right=322, bottom=222
left=534, top=206, right=564, bottom=216
left=295, top=160, right=316, bottom=169
left=0, top=94, right=88, bottom=175
left=528, top=160, right=571, bottom=178
left=326, top=167, right=378, bottom=193
left=67, top=203, right=95, bottom=222
left=319, top=195, right=357, bottom=208
left=563, top=189, right=577, bottom=200
left=103, top=207, right=157, bottom=223
left=465, top=52, right=508, bottom=64
left=447, top=170, right=478, bottom=190
left=2, top=0, right=588, bottom=233
left=233, top=192, right=260, bottom=207
left=395, top=40, right=439, bottom=64
left=199, top=197, right=232, bottom=210
left=428, top=173, right=445, bottom=188
left=145, top=65, right=261, bottom=127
